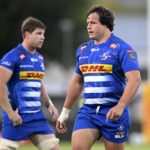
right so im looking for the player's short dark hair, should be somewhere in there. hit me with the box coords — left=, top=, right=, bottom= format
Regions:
left=21, top=16, right=46, bottom=38
left=87, top=5, right=115, bottom=31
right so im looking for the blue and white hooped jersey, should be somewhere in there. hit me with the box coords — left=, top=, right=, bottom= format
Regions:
left=0, top=44, right=45, bottom=114
left=76, top=33, right=140, bottom=105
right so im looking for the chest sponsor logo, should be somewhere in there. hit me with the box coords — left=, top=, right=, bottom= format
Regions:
left=80, top=64, right=112, bottom=74
left=20, top=71, right=44, bottom=80
left=20, top=65, right=33, bottom=68
left=79, top=56, right=89, bottom=60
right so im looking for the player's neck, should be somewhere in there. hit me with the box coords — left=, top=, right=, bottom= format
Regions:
left=22, top=41, right=36, bottom=54
left=94, top=30, right=112, bottom=45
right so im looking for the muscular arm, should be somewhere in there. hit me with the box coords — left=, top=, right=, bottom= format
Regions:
left=63, top=73, right=84, bottom=109
left=0, top=66, right=22, bottom=126
left=118, top=70, right=141, bottom=107
left=56, top=73, right=83, bottom=133
left=0, top=66, right=14, bottom=114
left=106, top=70, right=141, bottom=120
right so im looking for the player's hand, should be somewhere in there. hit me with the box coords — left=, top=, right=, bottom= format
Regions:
left=56, top=120, right=67, bottom=134
left=56, top=107, right=70, bottom=133
left=106, top=103, right=125, bottom=122
left=48, top=104, right=59, bottom=122
left=8, top=110, right=23, bottom=126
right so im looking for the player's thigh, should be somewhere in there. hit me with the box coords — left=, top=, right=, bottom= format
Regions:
left=72, top=128, right=100, bottom=150
left=30, top=134, right=60, bottom=150
left=102, top=137, right=125, bottom=150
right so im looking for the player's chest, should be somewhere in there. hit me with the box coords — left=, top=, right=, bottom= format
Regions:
left=78, top=47, right=118, bottom=65
left=17, top=56, right=45, bottom=72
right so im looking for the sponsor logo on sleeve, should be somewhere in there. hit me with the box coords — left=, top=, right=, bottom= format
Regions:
left=1, top=61, right=11, bottom=66
left=127, top=50, right=136, bottom=60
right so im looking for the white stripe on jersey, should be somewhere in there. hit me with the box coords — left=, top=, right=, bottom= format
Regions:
left=24, top=81, right=41, bottom=88
left=84, top=87, right=113, bottom=93
left=22, top=91, right=40, bottom=97
left=22, top=109, right=41, bottom=113
left=22, top=101, right=41, bottom=107
left=84, top=75, right=112, bottom=82
left=84, top=98, right=118, bottom=104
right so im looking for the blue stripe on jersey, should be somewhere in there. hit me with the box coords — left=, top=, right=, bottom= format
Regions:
left=84, top=93, right=121, bottom=99
left=84, top=81, right=115, bottom=87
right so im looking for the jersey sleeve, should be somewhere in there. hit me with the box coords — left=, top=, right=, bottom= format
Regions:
left=75, top=47, right=82, bottom=75
left=0, top=51, right=17, bottom=71
left=118, top=44, right=140, bottom=73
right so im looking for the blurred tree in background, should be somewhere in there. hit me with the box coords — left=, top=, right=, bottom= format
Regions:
left=0, top=0, right=90, bottom=65
left=0, top=0, right=146, bottom=67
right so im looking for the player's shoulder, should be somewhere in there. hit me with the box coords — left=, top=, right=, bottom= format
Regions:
left=76, top=40, right=92, bottom=54
left=1, top=44, right=23, bottom=60
left=111, top=34, right=132, bottom=50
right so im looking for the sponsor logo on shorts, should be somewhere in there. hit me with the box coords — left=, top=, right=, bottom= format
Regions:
left=115, top=132, right=124, bottom=139
left=20, top=71, right=44, bottom=80
left=79, top=64, right=112, bottom=74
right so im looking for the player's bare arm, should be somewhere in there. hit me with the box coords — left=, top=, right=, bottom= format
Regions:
left=41, top=82, right=59, bottom=121
left=106, top=70, right=141, bottom=121
left=56, top=73, right=83, bottom=133
left=0, top=66, right=22, bottom=126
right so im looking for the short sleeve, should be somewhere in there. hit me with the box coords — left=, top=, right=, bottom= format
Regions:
left=75, top=47, right=82, bottom=75
left=0, top=51, right=17, bottom=71
left=119, top=44, right=140, bottom=73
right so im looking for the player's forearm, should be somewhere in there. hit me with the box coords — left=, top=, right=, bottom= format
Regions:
left=58, top=74, right=83, bottom=123
left=0, top=84, right=14, bottom=114
left=41, top=82, right=54, bottom=108
left=118, top=73, right=141, bottom=107
left=64, top=79, right=83, bottom=109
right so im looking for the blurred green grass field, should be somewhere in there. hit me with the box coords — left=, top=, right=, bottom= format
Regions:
left=18, top=142, right=150, bottom=150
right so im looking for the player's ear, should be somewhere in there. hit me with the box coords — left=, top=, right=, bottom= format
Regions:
left=24, top=31, right=30, bottom=39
